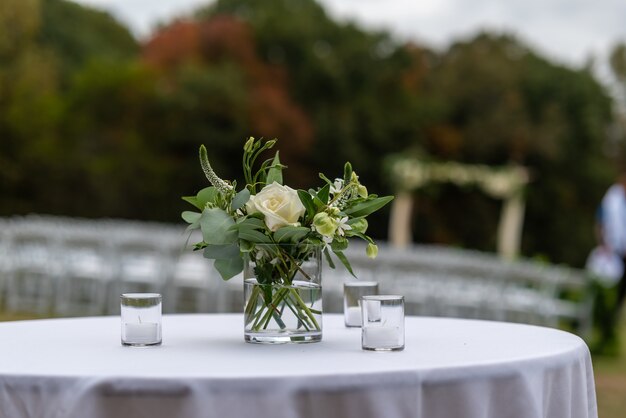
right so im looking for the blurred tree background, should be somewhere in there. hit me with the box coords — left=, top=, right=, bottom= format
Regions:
left=1, top=0, right=624, bottom=267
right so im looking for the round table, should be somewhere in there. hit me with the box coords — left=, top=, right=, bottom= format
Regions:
left=0, top=314, right=596, bottom=418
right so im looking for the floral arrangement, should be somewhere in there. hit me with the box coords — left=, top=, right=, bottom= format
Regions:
left=181, top=137, right=393, bottom=339
left=182, top=137, right=393, bottom=279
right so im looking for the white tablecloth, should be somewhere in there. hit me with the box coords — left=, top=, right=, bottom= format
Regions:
left=0, top=314, right=596, bottom=418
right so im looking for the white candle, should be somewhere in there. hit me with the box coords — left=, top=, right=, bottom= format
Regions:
left=124, top=322, right=159, bottom=344
left=345, top=306, right=362, bottom=326
left=363, top=326, right=402, bottom=348
left=366, top=301, right=382, bottom=322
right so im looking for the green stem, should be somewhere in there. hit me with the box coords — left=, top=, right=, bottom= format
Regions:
left=290, top=288, right=320, bottom=330
left=246, top=283, right=320, bottom=332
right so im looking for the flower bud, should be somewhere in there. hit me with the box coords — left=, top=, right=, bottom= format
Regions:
left=357, top=185, right=368, bottom=198
left=244, top=137, right=255, bottom=152
left=313, top=212, right=338, bottom=238
left=349, top=218, right=368, bottom=234
left=327, top=206, right=340, bottom=216
left=366, top=243, right=378, bottom=259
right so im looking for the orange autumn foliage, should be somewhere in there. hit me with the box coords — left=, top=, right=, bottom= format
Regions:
left=142, top=16, right=313, bottom=176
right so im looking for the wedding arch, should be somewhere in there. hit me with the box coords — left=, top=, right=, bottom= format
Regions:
left=387, top=156, right=530, bottom=259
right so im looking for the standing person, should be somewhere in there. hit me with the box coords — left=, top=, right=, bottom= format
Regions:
left=599, top=173, right=626, bottom=315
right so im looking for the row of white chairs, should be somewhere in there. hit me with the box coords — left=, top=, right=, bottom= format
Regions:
left=0, top=215, right=593, bottom=335
left=0, top=215, right=231, bottom=315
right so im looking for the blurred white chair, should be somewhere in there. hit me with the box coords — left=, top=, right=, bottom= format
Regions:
left=165, top=252, right=213, bottom=313
left=107, top=239, right=171, bottom=314
left=0, top=227, right=11, bottom=308
left=54, top=234, right=114, bottom=316
left=5, top=230, right=61, bottom=314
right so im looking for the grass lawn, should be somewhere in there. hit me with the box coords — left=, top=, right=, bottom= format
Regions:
left=593, top=310, right=626, bottom=418
left=1, top=311, right=625, bottom=416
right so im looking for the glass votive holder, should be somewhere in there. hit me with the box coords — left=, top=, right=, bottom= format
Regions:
left=361, top=295, right=405, bottom=351
left=121, top=293, right=162, bottom=347
left=344, top=281, right=379, bottom=327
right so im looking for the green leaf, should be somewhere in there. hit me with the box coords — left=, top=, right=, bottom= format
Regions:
left=203, top=243, right=240, bottom=259
left=343, top=196, right=394, bottom=218
left=238, top=228, right=272, bottom=243
left=182, top=211, right=201, bottom=224
left=266, top=151, right=283, bottom=185
left=333, top=250, right=356, bottom=278
left=213, top=257, right=244, bottom=280
left=200, top=208, right=237, bottom=245
left=234, top=217, right=266, bottom=231
left=182, top=196, right=202, bottom=210
left=197, top=187, right=219, bottom=208
left=313, top=184, right=330, bottom=207
left=323, top=247, right=336, bottom=269
left=297, top=190, right=316, bottom=220
left=232, top=189, right=251, bottom=211
left=274, top=226, right=310, bottom=243
left=349, top=231, right=375, bottom=244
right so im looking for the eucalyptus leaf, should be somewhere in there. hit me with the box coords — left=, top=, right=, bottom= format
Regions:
left=203, top=243, right=240, bottom=259
left=182, top=196, right=202, bottom=210
left=234, top=217, right=266, bottom=231
left=343, top=196, right=394, bottom=218
left=232, top=189, right=251, bottom=211
left=239, top=228, right=272, bottom=243
left=197, top=187, right=219, bottom=208
left=214, top=257, right=244, bottom=280
left=266, top=151, right=283, bottom=185
left=200, top=208, right=237, bottom=245
left=182, top=211, right=201, bottom=224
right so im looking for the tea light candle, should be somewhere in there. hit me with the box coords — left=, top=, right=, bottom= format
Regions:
left=124, top=322, right=159, bottom=344
left=345, top=307, right=361, bottom=326
left=343, top=281, right=379, bottom=327
left=361, top=295, right=405, bottom=351
left=362, top=326, right=402, bottom=348
left=120, top=293, right=162, bottom=346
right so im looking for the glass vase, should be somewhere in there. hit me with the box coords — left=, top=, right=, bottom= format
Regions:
left=243, top=244, right=323, bottom=343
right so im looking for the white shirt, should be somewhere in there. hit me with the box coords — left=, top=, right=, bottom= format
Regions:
left=601, top=184, right=626, bottom=256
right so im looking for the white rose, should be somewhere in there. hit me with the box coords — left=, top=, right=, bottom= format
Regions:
left=246, top=182, right=306, bottom=231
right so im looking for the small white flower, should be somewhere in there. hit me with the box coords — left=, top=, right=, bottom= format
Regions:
left=330, top=178, right=344, bottom=195
left=336, top=216, right=352, bottom=237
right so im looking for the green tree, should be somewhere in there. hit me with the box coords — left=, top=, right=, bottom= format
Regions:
left=409, top=33, right=614, bottom=264
left=0, top=0, right=64, bottom=214
left=39, top=0, right=138, bottom=83
left=199, top=0, right=415, bottom=237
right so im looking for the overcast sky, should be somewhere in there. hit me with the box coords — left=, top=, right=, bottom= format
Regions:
left=73, top=0, right=626, bottom=72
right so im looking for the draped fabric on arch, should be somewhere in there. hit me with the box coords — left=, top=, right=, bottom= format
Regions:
left=387, top=155, right=529, bottom=259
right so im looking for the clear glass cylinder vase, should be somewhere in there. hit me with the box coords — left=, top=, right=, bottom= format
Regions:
left=243, top=244, right=323, bottom=344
